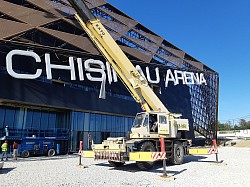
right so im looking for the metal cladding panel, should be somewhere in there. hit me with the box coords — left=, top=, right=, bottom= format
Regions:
left=19, top=12, right=59, bottom=27
left=85, top=0, right=106, bottom=8
left=0, top=18, right=32, bottom=39
left=157, top=54, right=182, bottom=68
left=134, top=28, right=163, bottom=45
left=125, top=36, right=159, bottom=54
left=100, top=19, right=130, bottom=37
left=25, top=0, right=74, bottom=17
left=63, top=18, right=85, bottom=30
left=99, top=7, right=137, bottom=28
left=38, top=27, right=100, bottom=55
left=184, top=60, right=204, bottom=71
left=0, top=0, right=59, bottom=26
left=161, top=45, right=185, bottom=60
left=106, top=29, right=121, bottom=41
left=120, top=45, right=152, bottom=63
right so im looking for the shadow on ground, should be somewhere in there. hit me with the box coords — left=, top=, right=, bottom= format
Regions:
left=0, top=167, right=16, bottom=174
left=95, top=161, right=187, bottom=176
left=94, top=154, right=219, bottom=176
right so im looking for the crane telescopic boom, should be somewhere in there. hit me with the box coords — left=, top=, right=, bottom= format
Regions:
left=68, top=0, right=169, bottom=114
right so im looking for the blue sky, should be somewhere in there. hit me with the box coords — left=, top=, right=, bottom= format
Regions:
left=107, top=0, right=250, bottom=124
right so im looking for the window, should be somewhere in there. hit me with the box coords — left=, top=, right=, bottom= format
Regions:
left=32, top=110, right=42, bottom=129
left=40, top=112, right=49, bottom=129
left=4, top=108, right=15, bottom=128
left=159, top=115, right=167, bottom=124
left=143, top=115, right=149, bottom=127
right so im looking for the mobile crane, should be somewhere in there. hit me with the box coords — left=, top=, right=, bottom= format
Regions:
left=68, top=0, right=190, bottom=170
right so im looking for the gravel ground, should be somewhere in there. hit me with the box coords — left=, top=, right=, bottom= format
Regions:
left=0, top=146, right=250, bottom=187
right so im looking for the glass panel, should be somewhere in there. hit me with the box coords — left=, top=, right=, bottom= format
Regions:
left=40, top=112, right=49, bottom=129
left=106, top=115, right=112, bottom=131
left=89, top=113, right=95, bottom=131
left=14, top=108, right=24, bottom=130
left=48, top=112, right=56, bottom=129
left=159, top=115, right=167, bottom=124
left=95, top=114, right=101, bottom=131
left=56, top=112, right=67, bottom=128
left=119, top=116, right=122, bottom=132
left=84, top=112, right=90, bottom=131
left=95, top=132, right=101, bottom=144
left=70, top=131, right=77, bottom=152
left=143, top=115, right=149, bottom=127
left=25, top=109, right=33, bottom=129
left=0, top=108, right=6, bottom=129
left=124, top=117, right=129, bottom=132
left=77, top=112, right=84, bottom=131
left=4, top=108, right=15, bottom=129
left=32, top=110, right=41, bottom=129
left=83, top=132, right=88, bottom=150
left=111, top=116, right=116, bottom=132
left=71, top=112, right=77, bottom=131
left=101, top=115, right=107, bottom=131
left=132, top=113, right=147, bottom=128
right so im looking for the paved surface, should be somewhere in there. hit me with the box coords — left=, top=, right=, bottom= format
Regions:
left=0, top=147, right=250, bottom=187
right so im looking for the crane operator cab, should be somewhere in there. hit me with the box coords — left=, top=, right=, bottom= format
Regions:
left=130, top=112, right=170, bottom=138
left=130, top=112, right=189, bottom=139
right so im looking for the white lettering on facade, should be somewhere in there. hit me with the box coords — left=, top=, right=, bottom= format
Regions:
left=165, top=69, right=177, bottom=87
left=184, top=71, right=194, bottom=85
left=5, top=50, right=207, bottom=92
left=45, top=54, right=76, bottom=80
left=84, top=59, right=105, bottom=82
left=77, top=58, right=84, bottom=81
left=106, top=61, right=118, bottom=84
left=146, top=67, right=160, bottom=84
left=6, top=50, right=42, bottom=79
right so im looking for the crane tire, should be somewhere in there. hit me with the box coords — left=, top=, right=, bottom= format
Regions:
left=136, top=141, right=156, bottom=170
left=170, top=141, right=184, bottom=165
left=21, top=150, right=29, bottom=158
left=48, top=149, right=56, bottom=157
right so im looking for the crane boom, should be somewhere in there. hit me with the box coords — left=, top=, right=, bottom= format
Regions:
left=68, top=0, right=169, bottom=114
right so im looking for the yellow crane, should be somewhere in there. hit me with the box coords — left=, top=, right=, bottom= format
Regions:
left=68, top=0, right=190, bottom=170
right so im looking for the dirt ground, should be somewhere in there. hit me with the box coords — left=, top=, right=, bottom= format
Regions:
left=234, top=140, right=250, bottom=147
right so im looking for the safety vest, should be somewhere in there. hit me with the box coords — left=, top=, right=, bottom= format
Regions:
left=1, top=142, right=7, bottom=152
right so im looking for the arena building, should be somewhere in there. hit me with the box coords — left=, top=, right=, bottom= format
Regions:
left=0, top=0, right=218, bottom=152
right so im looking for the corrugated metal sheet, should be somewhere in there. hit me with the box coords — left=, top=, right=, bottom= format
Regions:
left=0, top=18, right=32, bottom=39
left=38, top=27, right=100, bottom=55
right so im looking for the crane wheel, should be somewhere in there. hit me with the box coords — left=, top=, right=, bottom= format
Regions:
left=48, top=149, right=56, bottom=157
left=170, top=141, right=184, bottom=165
left=21, top=150, right=29, bottom=158
left=136, top=141, right=156, bottom=170
left=108, top=160, right=125, bottom=167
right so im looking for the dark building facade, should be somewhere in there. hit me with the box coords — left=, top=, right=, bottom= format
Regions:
left=0, top=0, right=218, bottom=152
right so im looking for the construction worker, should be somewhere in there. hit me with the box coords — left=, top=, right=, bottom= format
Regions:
left=13, top=141, right=18, bottom=160
left=1, top=140, right=8, bottom=161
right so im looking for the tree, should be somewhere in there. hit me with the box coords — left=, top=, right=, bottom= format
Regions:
left=218, top=121, right=231, bottom=131
left=239, top=119, right=247, bottom=129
